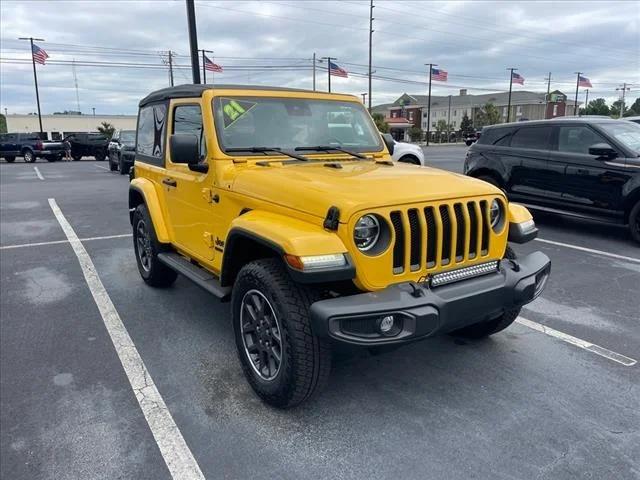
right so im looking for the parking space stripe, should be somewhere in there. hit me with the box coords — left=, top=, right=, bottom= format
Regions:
left=516, top=317, right=637, bottom=367
left=33, top=166, right=44, bottom=180
left=0, top=233, right=132, bottom=250
left=535, top=238, right=640, bottom=264
left=94, top=164, right=109, bottom=171
left=48, top=199, right=205, bottom=480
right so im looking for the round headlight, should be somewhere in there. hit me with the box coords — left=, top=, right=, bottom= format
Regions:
left=354, top=214, right=380, bottom=251
left=490, top=199, right=502, bottom=230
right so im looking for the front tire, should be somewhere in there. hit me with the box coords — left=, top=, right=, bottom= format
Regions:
left=629, top=201, right=640, bottom=245
left=232, top=259, right=331, bottom=408
left=451, top=246, right=521, bottom=339
left=398, top=155, right=421, bottom=165
left=132, top=204, right=177, bottom=287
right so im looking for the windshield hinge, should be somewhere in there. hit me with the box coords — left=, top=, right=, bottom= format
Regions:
left=323, top=206, right=340, bottom=231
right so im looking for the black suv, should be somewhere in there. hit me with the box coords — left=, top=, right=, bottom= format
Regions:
left=107, top=129, right=136, bottom=175
left=64, top=132, right=109, bottom=161
left=464, top=118, right=640, bottom=243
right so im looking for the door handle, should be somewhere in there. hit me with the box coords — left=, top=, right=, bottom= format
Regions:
left=162, top=177, right=177, bottom=187
left=576, top=168, right=589, bottom=175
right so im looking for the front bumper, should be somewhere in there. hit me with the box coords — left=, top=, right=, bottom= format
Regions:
left=310, top=251, right=550, bottom=345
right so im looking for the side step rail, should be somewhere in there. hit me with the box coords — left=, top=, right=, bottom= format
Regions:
left=157, top=252, right=231, bottom=300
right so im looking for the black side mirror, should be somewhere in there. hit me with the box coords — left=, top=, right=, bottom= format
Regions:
left=170, top=134, right=200, bottom=164
left=381, top=133, right=395, bottom=155
left=588, top=143, right=617, bottom=159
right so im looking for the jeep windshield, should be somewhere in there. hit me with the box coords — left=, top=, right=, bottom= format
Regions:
left=213, top=96, right=384, bottom=156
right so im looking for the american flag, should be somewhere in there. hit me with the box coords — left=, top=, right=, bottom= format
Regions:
left=578, top=75, right=592, bottom=88
left=511, top=71, right=525, bottom=85
left=329, top=61, right=348, bottom=78
left=431, top=67, right=448, bottom=82
left=32, top=43, right=49, bottom=65
left=204, top=55, right=223, bottom=73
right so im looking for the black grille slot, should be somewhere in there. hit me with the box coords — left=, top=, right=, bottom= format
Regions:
left=439, top=205, right=451, bottom=265
left=390, top=211, right=405, bottom=273
left=408, top=209, right=421, bottom=271
left=467, top=202, right=478, bottom=259
left=424, top=207, right=437, bottom=268
left=454, top=203, right=465, bottom=261
left=480, top=200, right=489, bottom=254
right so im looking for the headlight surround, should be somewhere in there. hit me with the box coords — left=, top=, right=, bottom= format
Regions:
left=490, top=199, right=505, bottom=232
left=354, top=214, right=381, bottom=252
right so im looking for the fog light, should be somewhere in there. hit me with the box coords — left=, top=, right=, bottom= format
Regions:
left=377, top=315, right=395, bottom=335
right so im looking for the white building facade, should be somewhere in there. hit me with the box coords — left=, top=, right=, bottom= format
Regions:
left=5, top=114, right=137, bottom=140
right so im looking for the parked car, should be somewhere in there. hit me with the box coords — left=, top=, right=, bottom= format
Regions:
left=128, top=84, right=550, bottom=408
left=464, top=130, right=481, bottom=146
left=382, top=134, right=426, bottom=165
left=108, top=129, right=136, bottom=174
left=625, top=116, right=640, bottom=125
left=0, top=132, right=64, bottom=163
left=464, top=118, right=640, bottom=243
left=64, top=132, right=109, bottom=161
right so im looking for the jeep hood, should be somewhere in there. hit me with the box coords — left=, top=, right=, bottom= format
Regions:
left=232, top=161, right=500, bottom=221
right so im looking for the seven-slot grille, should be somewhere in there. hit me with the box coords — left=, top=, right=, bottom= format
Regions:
left=389, top=200, right=491, bottom=274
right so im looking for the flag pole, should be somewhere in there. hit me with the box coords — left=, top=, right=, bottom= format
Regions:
left=506, top=67, right=516, bottom=123
left=573, top=72, right=582, bottom=116
left=201, top=50, right=206, bottom=84
left=312, top=52, right=316, bottom=91
left=19, top=37, right=45, bottom=135
left=425, top=63, right=435, bottom=146
left=321, top=56, right=336, bottom=93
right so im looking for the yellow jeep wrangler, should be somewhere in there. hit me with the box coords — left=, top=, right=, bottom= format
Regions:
left=129, top=84, right=551, bottom=408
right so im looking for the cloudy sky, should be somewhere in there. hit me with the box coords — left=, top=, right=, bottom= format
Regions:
left=1, top=0, right=638, bottom=115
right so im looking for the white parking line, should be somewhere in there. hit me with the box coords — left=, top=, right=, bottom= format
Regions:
left=48, top=199, right=204, bottom=480
left=94, top=164, right=109, bottom=171
left=0, top=233, right=132, bottom=250
left=33, top=166, right=44, bottom=180
left=535, top=238, right=640, bottom=264
left=516, top=317, right=637, bottom=367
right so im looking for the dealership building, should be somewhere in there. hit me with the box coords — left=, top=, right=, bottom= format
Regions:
left=4, top=114, right=137, bottom=140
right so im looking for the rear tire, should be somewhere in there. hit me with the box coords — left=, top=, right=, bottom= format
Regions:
left=629, top=201, right=640, bottom=245
left=72, top=154, right=82, bottom=161
left=4, top=157, right=16, bottom=163
left=119, top=156, right=130, bottom=175
left=95, top=152, right=106, bottom=162
left=232, top=258, right=331, bottom=408
left=451, top=246, right=521, bottom=339
left=132, top=204, right=177, bottom=287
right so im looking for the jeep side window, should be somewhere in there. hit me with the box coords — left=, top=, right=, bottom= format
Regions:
left=557, top=126, right=607, bottom=154
left=173, top=105, right=206, bottom=160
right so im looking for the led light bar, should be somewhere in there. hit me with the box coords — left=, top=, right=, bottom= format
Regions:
left=430, top=261, right=499, bottom=287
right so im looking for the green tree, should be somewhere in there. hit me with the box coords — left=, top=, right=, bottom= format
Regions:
left=97, top=121, right=115, bottom=137
left=408, top=126, right=423, bottom=142
left=435, top=119, right=448, bottom=143
left=459, top=114, right=474, bottom=135
left=0, top=113, right=7, bottom=134
left=623, top=97, right=640, bottom=116
left=610, top=100, right=628, bottom=118
left=372, top=113, right=389, bottom=133
left=475, top=103, right=501, bottom=128
left=583, top=98, right=610, bottom=116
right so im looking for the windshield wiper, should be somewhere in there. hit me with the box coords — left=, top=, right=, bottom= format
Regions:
left=226, top=147, right=309, bottom=162
left=294, top=145, right=368, bottom=159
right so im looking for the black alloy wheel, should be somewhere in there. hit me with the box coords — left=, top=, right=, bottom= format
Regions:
left=135, top=217, right=153, bottom=273
left=240, top=289, right=283, bottom=381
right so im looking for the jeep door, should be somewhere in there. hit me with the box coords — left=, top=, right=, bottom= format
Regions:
left=550, top=124, right=628, bottom=218
left=506, top=125, right=554, bottom=202
left=164, top=102, right=218, bottom=263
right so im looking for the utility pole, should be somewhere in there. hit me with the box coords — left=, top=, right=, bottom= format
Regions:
left=19, top=37, right=45, bottom=134
left=168, top=51, right=174, bottom=86
left=185, top=0, right=201, bottom=84
left=72, top=59, right=81, bottom=113
left=506, top=67, right=517, bottom=123
left=92, top=107, right=95, bottom=116
left=573, top=72, right=582, bottom=116
left=361, top=93, right=367, bottom=104
left=312, top=52, right=316, bottom=91
left=425, top=63, right=436, bottom=146
left=368, top=0, right=374, bottom=111
left=616, top=83, right=630, bottom=118
left=544, top=72, right=551, bottom=118
left=447, top=94, right=452, bottom=143
left=321, top=56, right=336, bottom=92
left=583, top=89, right=589, bottom=116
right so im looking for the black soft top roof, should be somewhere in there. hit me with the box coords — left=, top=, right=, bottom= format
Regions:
left=138, top=83, right=342, bottom=107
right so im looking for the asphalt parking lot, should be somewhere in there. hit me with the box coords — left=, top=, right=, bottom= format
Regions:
left=1, top=152, right=639, bottom=480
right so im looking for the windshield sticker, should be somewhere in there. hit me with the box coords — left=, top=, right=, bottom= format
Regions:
left=221, top=98, right=257, bottom=128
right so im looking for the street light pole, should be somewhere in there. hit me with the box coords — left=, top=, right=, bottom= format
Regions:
left=19, top=37, right=45, bottom=134
left=425, top=63, right=436, bottom=146
left=447, top=94, right=452, bottom=143
left=506, top=67, right=517, bottom=123
left=544, top=72, right=551, bottom=118
left=185, top=0, right=201, bottom=84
